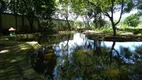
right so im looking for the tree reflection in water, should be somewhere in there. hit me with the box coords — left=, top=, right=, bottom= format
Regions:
left=29, top=33, right=142, bottom=80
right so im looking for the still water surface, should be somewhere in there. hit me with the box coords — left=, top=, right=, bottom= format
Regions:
left=30, top=33, right=142, bottom=80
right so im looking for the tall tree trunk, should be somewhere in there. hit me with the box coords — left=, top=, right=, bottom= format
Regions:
left=22, top=15, right=25, bottom=33
left=37, top=18, right=40, bottom=32
left=83, top=17, right=87, bottom=28
left=111, top=0, right=123, bottom=36
left=85, top=15, right=90, bottom=28
left=13, top=0, right=18, bottom=32
left=15, top=14, right=18, bottom=32
left=111, top=21, right=116, bottom=36
left=110, top=0, right=116, bottom=36
left=87, top=21, right=90, bottom=28
left=0, top=14, right=2, bottom=30
left=0, top=1, right=4, bottom=31
left=66, top=19, right=71, bottom=31
left=28, top=17, right=34, bottom=33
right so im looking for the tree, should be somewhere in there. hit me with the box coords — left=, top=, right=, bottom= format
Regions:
left=70, top=0, right=134, bottom=36
left=123, top=14, right=140, bottom=27
left=8, top=0, right=56, bottom=32
left=71, top=0, right=91, bottom=28
left=56, top=0, right=78, bottom=30
left=8, top=0, right=21, bottom=31
left=137, top=0, right=142, bottom=15
left=0, top=0, right=7, bottom=30
left=93, top=18, right=107, bottom=28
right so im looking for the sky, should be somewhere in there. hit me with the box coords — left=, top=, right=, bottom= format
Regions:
left=113, top=9, right=138, bottom=20
left=76, top=9, right=138, bottom=22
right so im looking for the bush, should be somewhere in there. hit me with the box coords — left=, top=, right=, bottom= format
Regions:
left=123, top=14, right=140, bottom=27
left=40, top=20, right=58, bottom=34
left=0, top=28, right=9, bottom=35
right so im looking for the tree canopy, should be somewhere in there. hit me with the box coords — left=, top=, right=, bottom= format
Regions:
left=62, top=0, right=135, bottom=36
left=1, top=0, right=56, bottom=19
left=123, top=14, right=140, bottom=27
left=137, top=0, right=142, bottom=15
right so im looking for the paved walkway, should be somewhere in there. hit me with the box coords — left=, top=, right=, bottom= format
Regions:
left=0, top=40, right=42, bottom=80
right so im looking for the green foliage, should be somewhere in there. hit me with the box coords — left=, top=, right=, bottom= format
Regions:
left=135, top=45, right=142, bottom=54
left=0, top=0, right=7, bottom=13
left=40, top=19, right=58, bottom=34
left=124, top=0, right=135, bottom=12
left=137, top=0, right=142, bottom=14
left=103, top=68, right=121, bottom=80
left=123, top=14, right=140, bottom=27
left=93, top=18, right=107, bottom=28
left=69, top=0, right=88, bottom=15
left=95, top=24, right=113, bottom=34
left=69, top=0, right=134, bottom=36
left=58, top=49, right=108, bottom=79
left=8, top=0, right=56, bottom=18
left=56, top=46, right=139, bottom=80
left=74, top=21, right=85, bottom=29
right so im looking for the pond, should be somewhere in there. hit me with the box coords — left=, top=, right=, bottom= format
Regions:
left=29, top=33, right=142, bottom=80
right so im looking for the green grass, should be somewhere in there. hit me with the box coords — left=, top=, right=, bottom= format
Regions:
left=94, top=26, right=113, bottom=34
left=93, top=25, right=142, bottom=36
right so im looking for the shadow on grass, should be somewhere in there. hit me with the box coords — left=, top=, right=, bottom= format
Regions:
left=0, top=40, right=42, bottom=80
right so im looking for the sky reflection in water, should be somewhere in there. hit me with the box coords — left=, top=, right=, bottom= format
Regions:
left=53, top=33, right=142, bottom=61
left=102, top=41, right=142, bottom=52
left=52, top=33, right=142, bottom=80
